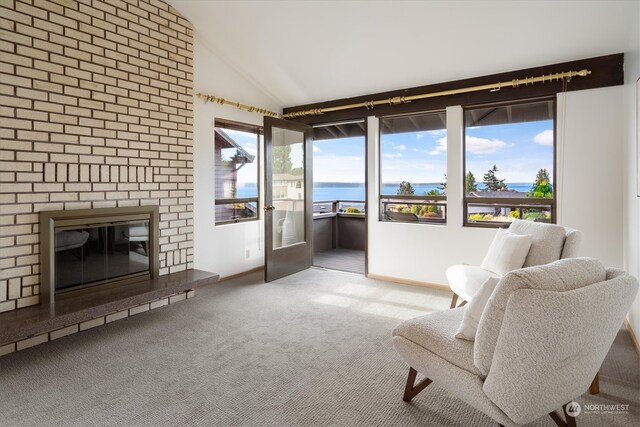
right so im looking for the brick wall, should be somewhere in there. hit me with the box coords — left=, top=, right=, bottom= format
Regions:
left=0, top=0, right=194, bottom=313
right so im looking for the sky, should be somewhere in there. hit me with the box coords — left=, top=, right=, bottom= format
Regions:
left=224, top=118, right=554, bottom=186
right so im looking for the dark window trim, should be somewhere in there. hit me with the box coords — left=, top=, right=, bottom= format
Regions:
left=214, top=118, right=262, bottom=226
left=379, top=110, right=448, bottom=225
left=462, top=97, right=557, bottom=228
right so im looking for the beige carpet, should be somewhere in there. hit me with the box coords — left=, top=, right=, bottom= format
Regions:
left=0, top=268, right=638, bottom=426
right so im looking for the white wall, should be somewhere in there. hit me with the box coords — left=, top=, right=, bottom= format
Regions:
left=193, top=36, right=280, bottom=278
left=557, top=86, right=625, bottom=268
left=624, top=3, right=640, bottom=336
left=366, top=87, right=626, bottom=285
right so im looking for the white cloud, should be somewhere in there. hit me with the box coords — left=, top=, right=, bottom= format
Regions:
left=313, top=144, right=320, bottom=152
left=393, top=144, right=407, bottom=151
left=382, top=153, right=403, bottom=159
left=416, top=133, right=425, bottom=139
left=427, top=129, right=447, bottom=137
left=429, top=137, right=447, bottom=156
left=466, top=136, right=508, bottom=154
left=533, top=129, right=553, bottom=146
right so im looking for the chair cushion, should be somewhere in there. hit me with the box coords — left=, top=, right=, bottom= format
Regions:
left=508, top=220, right=567, bottom=267
left=455, top=276, right=500, bottom=341
left=474, top=257, right=607, bottom=376
left=480, top=229, right=532, bottom=275
left=393, top=307, right=480, bottom=376
left=446, top=264, right=500, bottom=302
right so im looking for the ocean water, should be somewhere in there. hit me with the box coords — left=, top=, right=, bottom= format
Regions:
left=237, top=182, right=535, bottom=201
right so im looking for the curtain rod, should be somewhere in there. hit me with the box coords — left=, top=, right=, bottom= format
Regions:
left=195, top=93, right=280, bottom=117
left=196, top=69, right=590, bottom=120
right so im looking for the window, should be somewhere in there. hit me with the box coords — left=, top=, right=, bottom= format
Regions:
left=463, top=99, right=555, bottom=226
left=214, top=119, right=261, bottom=225
left=379, top=111, right=447, bottom=224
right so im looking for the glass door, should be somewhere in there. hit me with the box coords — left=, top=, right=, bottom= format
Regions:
left=264, top=116, right=313, bottom=281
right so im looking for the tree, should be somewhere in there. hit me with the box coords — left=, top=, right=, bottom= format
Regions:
left=438, top=174, right=447, bottom=193
left=465, top=171, right=478, bottom=193
left=533, top=168, right=551, bottom=188
left=529, top=168, right=553, bottom=198
left=397, top=181, right=415, bottom=195
left=272, top=145, right=292, bottom=174
left=483, top=165, right=507, bottom=191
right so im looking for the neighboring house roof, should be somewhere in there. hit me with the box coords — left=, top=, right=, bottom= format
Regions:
left=468, top=190, right=527, bottom=198
left=215, top=129, right=255, bottom=164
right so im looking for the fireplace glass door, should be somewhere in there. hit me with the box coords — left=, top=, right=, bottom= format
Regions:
left=54, top=220, right=150, bottom=292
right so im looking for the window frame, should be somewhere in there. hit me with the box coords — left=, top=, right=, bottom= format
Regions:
left=214, top=118, right=262, bottom=226
left=378, top=110, right=448, bottom=225
left=462, top=96, right=557, bottom=228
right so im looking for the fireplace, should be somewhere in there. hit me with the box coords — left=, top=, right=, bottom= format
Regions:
left=40, top=206, right=159, bottom=305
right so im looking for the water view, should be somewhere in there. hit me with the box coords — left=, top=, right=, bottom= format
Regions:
left=236, top=182, right=536, bottom=201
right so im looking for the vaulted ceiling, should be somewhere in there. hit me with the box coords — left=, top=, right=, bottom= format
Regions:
left=168, top=0, right=637, bottom=108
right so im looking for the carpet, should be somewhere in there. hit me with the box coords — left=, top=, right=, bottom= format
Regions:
left=0, top=268, right=638, bottom=426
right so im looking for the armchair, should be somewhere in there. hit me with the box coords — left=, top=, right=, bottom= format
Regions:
left=447, top=219, right=581, bottom=309
left=393, top=258, right=638, bottom=426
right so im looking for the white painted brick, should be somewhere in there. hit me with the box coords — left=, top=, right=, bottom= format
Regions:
left=150, top=298, right=168, bottom=310
left=79, top=317, right=105, bottom=331
left=105, top=310, right=129, bottom=323
left=17, top=333, right=49, bottom=351
left=17, top=295, right=38, bottom=308
left=50, top=324, right=79, bottom=340
left=1, top=0, right=194, bottom=316
left=169, top=292, right=186, bottom=304
left=0, top=343, right=16, bottom=356
left=129, top=303, right=150, bottom=316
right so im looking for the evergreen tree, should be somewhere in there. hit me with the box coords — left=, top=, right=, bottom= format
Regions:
left=483, top=165, right=507, bottom=191
left=532, top=168, right=551, bottom=189
left=529, top=168, right=553, bottom=198
left=438, top=174, right=447, bottom=193
left=272, top=145, right=292, bottom=174
left=465, top=171, right=478, bottom=193
left=397, top=181, right=415, bottom=195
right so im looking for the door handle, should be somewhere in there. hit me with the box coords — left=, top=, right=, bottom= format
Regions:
left=264, top=206, right=275, bottom=211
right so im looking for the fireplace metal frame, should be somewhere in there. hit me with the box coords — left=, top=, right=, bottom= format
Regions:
left=39, top=206, right=160, bottom=306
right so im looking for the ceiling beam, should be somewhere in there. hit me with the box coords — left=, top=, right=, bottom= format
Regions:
left=283, top=53, right=623, bottom=126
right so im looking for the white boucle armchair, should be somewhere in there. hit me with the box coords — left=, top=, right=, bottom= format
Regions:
left=447, top=220, right=582, bottom=309
left=393, top=258, right=638, bottom=427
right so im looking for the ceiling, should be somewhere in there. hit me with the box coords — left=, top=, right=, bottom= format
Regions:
left=168, top=1, right=637, bottom=108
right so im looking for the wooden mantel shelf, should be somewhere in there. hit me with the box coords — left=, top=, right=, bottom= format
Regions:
left=0, top=269, right=219, bottom=347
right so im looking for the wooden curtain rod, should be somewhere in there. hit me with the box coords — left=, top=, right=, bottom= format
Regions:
left=196, top=69, right=591, bottom=120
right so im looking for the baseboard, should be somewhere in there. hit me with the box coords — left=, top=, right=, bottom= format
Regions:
left=218, top=266, right=265, bottom=282
left=624, top=317, right=640, bottom=355
left=366, top=273, right=450, bottom=292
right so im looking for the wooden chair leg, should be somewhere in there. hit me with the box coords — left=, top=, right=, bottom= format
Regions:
left=564, top=402, right=578, bottom=427
left=588, top=373, right=599, bottom=395
left=450, top=293, right=458, bottom=309
left=548, top=402, right=579, bottom=427
left=403, top=367, right=432, bottom=402
left=458, top=300, right=467, bottom=307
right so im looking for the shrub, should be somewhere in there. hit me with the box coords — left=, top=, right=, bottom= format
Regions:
left=508, top=210, right=520, bottom=219
left=345, top=207, right=361, bottom=214
left=422, top=212, right=438, bottom=218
